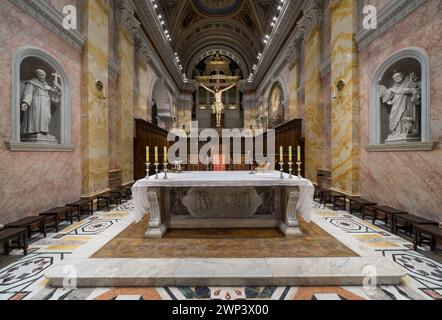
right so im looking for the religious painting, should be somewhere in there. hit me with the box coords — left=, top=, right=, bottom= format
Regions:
left=268, top=83, right=284, bottom=128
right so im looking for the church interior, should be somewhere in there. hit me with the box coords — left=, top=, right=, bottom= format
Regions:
left=0, top=0, right=441, bottom=301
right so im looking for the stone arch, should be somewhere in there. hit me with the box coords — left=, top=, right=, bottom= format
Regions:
left=10, top=47, right=72, bottom=150
left=370, top=47, right=430, bottom=145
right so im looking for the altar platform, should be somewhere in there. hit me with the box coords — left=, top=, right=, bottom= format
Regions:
left=45, top=215, right=406, bottom=287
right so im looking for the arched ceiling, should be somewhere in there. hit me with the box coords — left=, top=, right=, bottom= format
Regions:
left=134, top=0, right=304, bottom=91
left=153, top=0, right=279, bottom=77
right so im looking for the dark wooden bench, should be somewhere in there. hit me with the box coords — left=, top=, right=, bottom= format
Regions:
left=413, top=224, right=442, bottom=251
left=5, top=216, right=46, bottom=239
left=331, top=192, right=347, bottom=211
left=318, top=188, right=332, bottom=205
left=39, top=207, right=73, bottom=232
left=348, top=197, right=377, bottom=214
left=392, top=213, right=437, bottom=235
left=372, top=206, right=407, bottom=233
left=66, top=199, right=94, bottom=218
left=113, top=187, right=130, bottom=203
left=0, top=228, right=28, bottom=255
left=97, top=190, right=122, bottom=211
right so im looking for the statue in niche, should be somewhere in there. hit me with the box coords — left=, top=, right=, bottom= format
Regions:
left=21, top=69, right=61, bottom=143
left=378, top=71, right=421, bottom=143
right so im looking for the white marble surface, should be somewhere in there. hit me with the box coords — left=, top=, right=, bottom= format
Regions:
left=45, top=256, right=406, bottom=287
left=132, top=171, right=314, bottom=223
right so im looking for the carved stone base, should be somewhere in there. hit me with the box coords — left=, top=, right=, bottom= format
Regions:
left=21, top=133, right=58, bottom=144
left=385, top=134, right=420, bottom=145
left=279, top=222, right=303, bottom=237
left=145, top=224, right=167, bottom=238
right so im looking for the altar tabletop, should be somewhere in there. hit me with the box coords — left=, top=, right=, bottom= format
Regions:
left=134, top=171, right=313, bottom=187
left=132, top=171, right=314, bottom=224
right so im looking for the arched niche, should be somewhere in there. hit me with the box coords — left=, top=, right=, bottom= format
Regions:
left=9, top=47, right=73, bottom=151
left=370, top=47, right=430, bottom=146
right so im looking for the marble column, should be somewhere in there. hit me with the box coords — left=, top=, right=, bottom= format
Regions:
left=299, top=0, right=323, bottom=183
left=80, top=0, right=110, bottom=197
left=115, top=0, right=136, bottom=185
left=287, top=41, right=301, bottom=120
left=135, top=59, right=149, bottom=121
left=330, top=0, right=360, bottom=195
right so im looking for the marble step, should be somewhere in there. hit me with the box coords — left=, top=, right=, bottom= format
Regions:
left=45, top=256, right=406, bottom=287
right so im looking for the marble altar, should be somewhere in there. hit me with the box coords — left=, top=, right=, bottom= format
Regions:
left=132, top=171, right=314, bottom=238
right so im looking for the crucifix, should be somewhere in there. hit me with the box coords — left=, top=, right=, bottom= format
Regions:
left=200, top=82, right=236, bottom=127
left=52, top=72, right=61, bottom=90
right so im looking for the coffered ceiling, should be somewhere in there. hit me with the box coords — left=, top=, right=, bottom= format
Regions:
left=135, top=0, right=304, bottom=91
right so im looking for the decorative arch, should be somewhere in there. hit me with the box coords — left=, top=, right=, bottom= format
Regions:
left=370, top=47, right=430, bottom=145
left=150, top=78, right=175, bottom=129
left=9, top=47, right=72, bottom=150
left=187, top=46, right=248, bottom=77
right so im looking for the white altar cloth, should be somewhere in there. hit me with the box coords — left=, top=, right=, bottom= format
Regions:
left=132, top=171, right=314, bottom=223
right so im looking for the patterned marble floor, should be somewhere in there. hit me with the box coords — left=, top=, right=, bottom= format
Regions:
left=0, top=200, right=441, bottom=300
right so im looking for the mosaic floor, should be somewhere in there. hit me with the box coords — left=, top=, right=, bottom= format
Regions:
left=0, top=200, right=441, bottom=300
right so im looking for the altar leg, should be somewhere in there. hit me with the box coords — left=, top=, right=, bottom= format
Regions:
left=145, top=188, right=167, bottom=238
left=280, top=187, right=303, bottom=237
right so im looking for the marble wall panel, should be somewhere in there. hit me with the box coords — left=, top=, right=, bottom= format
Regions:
left=330, top=0, right=360, bottom=195
left=108, top=76, right=118, bottom=170
left=80, top=0, right=110, bottom=196
left=0, top=2, right=81, bottom=223
left=116, top=27, right=135, bottom=185
left=303, top=25, right=323, bottom=183
left=136, top=62, right=149, bottom=122
left=321, top=73, right=332, bottom=171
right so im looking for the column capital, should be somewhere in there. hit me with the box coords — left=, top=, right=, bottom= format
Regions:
left=285, top=38, right=302, bottom=65
left=116, top=0, right=140, bottom=40
left=298, top=0, right=323, bottom=39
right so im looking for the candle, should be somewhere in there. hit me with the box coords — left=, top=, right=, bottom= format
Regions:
left=164, top=146, right=168, bottom=162
left=280, top=146, right=283, bottom=163
left=289, top=146, right=292, bottom=162
left=154, top=146, right=158, bottom=163
left=146, top=146, right=150, bottom=163
left=297, top=146, right=301, bottom=162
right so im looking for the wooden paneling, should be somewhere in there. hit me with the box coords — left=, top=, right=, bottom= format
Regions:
left=134, top=119, right=305, bottom=177
left=134, top=119, right=169, bottom=181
